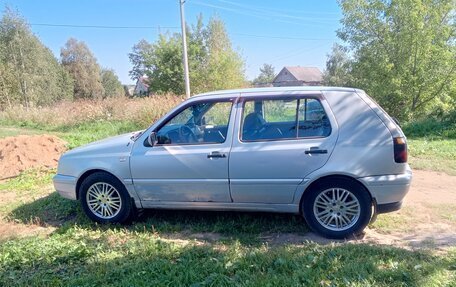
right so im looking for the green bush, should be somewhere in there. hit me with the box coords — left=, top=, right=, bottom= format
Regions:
left=403, top=119, right=456, bottom=139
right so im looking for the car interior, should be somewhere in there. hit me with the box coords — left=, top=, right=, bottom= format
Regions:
left=156, top=102, right=231, bottom=145
left=241, top=98, right=331, bottom=141
left=154, top=98, right=331, bottom=145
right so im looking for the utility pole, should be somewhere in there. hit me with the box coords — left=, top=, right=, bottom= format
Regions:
left=179, top=0, right=191, bottom=98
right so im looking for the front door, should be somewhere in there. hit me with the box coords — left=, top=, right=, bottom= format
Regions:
left=130, top=99, right=235, bottom=202
left=229, top=94, right=338, bottom=204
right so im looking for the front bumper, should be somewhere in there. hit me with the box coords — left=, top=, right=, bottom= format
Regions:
left=53, top=174, right=77, bottom=200
left=359, top=166, right=412, bottom=206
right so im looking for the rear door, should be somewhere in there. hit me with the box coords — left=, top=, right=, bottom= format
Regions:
left=229, top=92, right=338, bottom=204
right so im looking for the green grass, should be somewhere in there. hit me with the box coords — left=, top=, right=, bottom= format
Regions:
left=403, top=118, right=456, bottom=139
left=0, top=126, right=44, bottom=138
left=0, top=120, right=143, bottom=149
left=8, top=233, right=456, bottom=287
left=1, top=120, right=456, bottom=286
left=408, top=138, right=456, bottom=175
left=369, top=206, right=415, bottom=233
left=55, top=120, right=142, bottom=149
left=0, top=226, right=455, bottom=286
left=0, top=154, right=455, bottom=286
left=400, top=118, right=456, bottom=175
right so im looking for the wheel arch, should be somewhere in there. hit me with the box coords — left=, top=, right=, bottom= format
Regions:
left=299, top=174, right=373, bottom=214
left=76, top=169, right=125, bottom=200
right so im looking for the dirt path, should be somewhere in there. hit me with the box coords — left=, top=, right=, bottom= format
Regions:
left=363, top=169, right=456, bottom=250
left=258, top=170, right=456, bottom=250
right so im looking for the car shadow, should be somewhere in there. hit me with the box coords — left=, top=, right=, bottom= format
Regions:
left=8, top=192, right=311, bottom=243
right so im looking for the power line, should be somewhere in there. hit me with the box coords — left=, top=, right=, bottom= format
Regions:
left=190, top=1, right=270, bottom=21
left=216, top=0, right=340, bottom=17
left=191, top=0, right=338, bottom=27
left=214, top=0, right=339, bottom=22
left=30, top=23, right=180, bottom=29
left=231, top=33, right=332, bottom=41
left=29, top=22, right=334, bottom=41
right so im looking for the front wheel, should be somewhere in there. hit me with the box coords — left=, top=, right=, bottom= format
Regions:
left=79, top=172, right=133, bottom=224
left=302, top=178, right=372, bottom=239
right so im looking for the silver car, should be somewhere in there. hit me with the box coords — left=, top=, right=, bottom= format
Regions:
left=53, top=87, right=412, bottom=238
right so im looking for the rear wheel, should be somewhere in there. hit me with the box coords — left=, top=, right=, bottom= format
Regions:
left=302, top=178, right=371, bottom=239
left=79, top=172, right=133, bottom=224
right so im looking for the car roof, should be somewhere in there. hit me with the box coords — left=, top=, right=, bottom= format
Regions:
left=191, top=86, right=360, bottom=100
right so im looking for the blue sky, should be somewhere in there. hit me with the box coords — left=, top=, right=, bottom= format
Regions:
left=1, top=0, right=342, bottom=84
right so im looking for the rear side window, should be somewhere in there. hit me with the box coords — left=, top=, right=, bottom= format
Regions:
left=241, top=97, right=331, bottom=141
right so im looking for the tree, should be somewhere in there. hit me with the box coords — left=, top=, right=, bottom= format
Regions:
left=252, top=64, right=276, bottom=85
left=128, top=39, right=154, bottom=81
left=323, top=44, right=352, bottom=87
left=101, top=68, right=124, bottom=98
left=337, top=0, right=456, bottom=120
left=0, top=8, right=73, bottom=108
left=200, top=17, right=245, bottom=92
left=128, top=15, right=246, bottom=95
left=61, top=38, right=104, bottom=99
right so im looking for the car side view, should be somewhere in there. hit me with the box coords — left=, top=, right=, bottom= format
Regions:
left=53, top=87, right=412, bottom=238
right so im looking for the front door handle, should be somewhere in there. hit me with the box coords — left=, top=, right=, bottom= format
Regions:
left=207, top=151, right=226, bottom=159
left=305, top=147, right=328, bottom=154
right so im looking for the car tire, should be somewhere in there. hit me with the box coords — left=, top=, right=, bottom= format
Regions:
left=302, top=178, right=372, bottom=239
left=79, top=172, right=133, bottom=224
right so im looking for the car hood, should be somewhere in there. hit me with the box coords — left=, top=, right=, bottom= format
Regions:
left=63, top=132, right=137, bottom=157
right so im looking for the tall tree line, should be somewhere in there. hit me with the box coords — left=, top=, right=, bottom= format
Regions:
left=0, top=9, right=124, bottom=109
left=0, top=8, right=73, bottom=108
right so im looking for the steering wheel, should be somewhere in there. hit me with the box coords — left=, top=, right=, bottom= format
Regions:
left=178, top=125, right=197, bottom=143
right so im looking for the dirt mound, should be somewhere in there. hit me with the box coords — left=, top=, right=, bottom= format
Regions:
left=0, top=135, right=67, bottom=179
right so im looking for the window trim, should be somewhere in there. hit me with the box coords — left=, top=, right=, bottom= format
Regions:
left=239, top=95, right=332, bottom=143
left=144, top=98, right=235, bottom=147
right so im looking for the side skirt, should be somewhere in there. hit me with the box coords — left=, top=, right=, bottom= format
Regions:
left=140, top=201, right=300, bottom=214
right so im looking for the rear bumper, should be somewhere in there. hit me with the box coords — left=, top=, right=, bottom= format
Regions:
left=53, top=174, right=77, bottom=200
left=359, top=166, right=412, bottom=205
left=377, top=201, right=402, bottom=214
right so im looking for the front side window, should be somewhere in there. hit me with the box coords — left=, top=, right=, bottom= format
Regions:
left=156, top=101, right=232, bottom=145
left=241, top=97, right=330, bottom=141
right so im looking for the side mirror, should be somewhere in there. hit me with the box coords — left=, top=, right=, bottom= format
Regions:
left=148, top=132, right=158, bottom=146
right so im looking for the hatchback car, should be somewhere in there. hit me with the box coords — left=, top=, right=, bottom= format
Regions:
left=53, top=87, right=412, bottom=238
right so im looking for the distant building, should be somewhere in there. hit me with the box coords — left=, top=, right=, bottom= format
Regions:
left=123, top=85, right=135, bottom=97
left=134, top=75, right=149, bottom=96
left=273, top=66, right=323, bottom=87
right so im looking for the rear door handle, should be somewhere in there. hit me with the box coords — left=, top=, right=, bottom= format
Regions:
left=305, top=147, right=328, bottom=154
left=207, top=151, right=226, bottom=159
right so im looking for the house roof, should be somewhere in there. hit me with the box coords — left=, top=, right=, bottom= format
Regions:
left=275, top=66, right=323, bottom=83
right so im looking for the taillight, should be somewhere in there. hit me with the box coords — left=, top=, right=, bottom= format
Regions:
left=393, top=137, right=407, bottom=163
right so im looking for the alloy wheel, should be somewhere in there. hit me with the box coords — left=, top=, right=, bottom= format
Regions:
left=313, top=188, right=361, bottom=231
left=86, top=182, right=122, bottom=219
